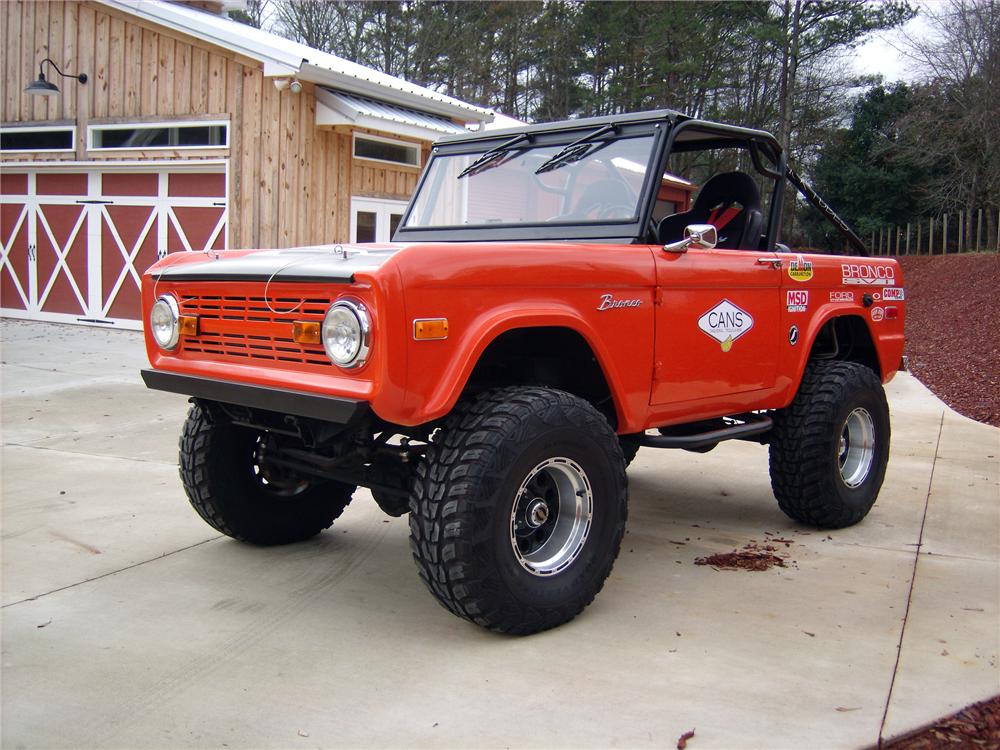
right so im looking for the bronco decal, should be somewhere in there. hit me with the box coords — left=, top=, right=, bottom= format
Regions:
left=841, top=263, right=896, bottom=286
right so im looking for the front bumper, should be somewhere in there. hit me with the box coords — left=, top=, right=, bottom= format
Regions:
left=141, top=369, right=368, bottom=425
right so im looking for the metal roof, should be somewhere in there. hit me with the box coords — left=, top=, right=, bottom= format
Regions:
left=96, top=0, right=494, bottom=124
left=315, top=89, right=468, bottom=141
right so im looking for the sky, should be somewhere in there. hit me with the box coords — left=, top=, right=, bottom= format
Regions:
left=850, top=4, right=936, bottom=83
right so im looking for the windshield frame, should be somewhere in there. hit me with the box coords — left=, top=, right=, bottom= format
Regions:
left=393, top=118, right=670, bottom=244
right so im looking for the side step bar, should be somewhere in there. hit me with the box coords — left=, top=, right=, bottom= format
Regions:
left=637, top=413, right=773, bottom=451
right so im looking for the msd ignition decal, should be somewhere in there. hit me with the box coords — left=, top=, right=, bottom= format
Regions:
left=788, top=255, right=813, bottom=282
left=597, top=293, right=642, bottom=311
left=881, top=287, right=905, bottom=301
left=842, top=262, right=896, bottom=286
left=786, top=290, right=809, bottom=312
left=698, top=300, right=754, bottom=352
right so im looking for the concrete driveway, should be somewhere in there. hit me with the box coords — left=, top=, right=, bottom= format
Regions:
left=2, top=319, right=997, bottom=749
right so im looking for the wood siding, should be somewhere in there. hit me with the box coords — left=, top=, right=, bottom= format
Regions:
left=1, top=0, right=426, bottom=248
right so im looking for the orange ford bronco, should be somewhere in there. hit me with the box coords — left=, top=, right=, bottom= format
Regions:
left=141, top=110, right=905, bottom=634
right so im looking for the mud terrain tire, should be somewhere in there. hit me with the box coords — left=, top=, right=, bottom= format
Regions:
left=769, top=361, right=890, bottom=528
left=619, top=438, right=640, bottom=468
left=179, top=403, right=355, bottom=545
left=409, top=387, right=628, bottom=635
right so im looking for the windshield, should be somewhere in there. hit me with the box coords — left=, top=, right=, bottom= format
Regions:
left=404, top=135, right=656, bottom=229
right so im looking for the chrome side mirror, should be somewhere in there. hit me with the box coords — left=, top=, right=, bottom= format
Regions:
left=663, top=224, right=718, bottom=254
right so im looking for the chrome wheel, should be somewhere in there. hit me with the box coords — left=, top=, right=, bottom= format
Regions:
left=838, top=407, right=875, bottom=488
left=510, top=457, right=593, bottom=577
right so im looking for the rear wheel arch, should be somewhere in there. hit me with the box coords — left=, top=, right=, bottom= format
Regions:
left=806, top=314, right=881, bottom=378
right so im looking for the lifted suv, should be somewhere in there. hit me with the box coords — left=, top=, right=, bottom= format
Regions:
left=142, top=110, right=905, bottom=634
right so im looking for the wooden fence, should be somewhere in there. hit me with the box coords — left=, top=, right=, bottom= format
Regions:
left=871, top=207, right=1000, bottom=255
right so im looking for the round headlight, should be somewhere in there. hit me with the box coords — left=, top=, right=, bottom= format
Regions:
left=150, top=295, right=180, bottom=350
left=322, top=299, right=371, bottom=368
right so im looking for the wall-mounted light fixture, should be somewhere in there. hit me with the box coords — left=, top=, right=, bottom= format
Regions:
left=273, top=78, right=302, bottom=94
left=25, top=58, right=88, bottom=97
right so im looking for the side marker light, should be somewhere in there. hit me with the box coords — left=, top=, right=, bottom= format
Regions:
left=414, top=318, right=448, bottom=340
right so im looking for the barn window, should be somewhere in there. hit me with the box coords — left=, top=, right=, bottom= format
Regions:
left=0, top=126, right=75, bottom=152
left=353, top=133, right=420, bottom=167
left=88, top=121, right=229, bottom=151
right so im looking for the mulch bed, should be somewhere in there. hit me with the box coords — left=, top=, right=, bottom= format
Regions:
left=833, top=253, right=998, bottom=747
left=896, top=254, right=1000, bottom=427
left=879, top=693, right=1000, bottom=749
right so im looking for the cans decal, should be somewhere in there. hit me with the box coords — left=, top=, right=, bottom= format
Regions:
left=698, top=300, right=754, bottom=352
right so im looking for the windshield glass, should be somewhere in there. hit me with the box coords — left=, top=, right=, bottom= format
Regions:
left=404, top=135, right=656, bottom=229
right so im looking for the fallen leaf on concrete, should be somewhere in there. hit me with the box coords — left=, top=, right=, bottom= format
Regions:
left=297, top=730, right=309, bottom=738
left=36, top=619, right=52, bottom=628
left=677, top=729, right=695, bottom=749
left=836, top=707, right=861, bottom=712
left=803, top=631, right=815, bottom=637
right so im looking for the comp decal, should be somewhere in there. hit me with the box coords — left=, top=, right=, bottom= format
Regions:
left=881, top=288, right=905, bottom=301
left=788, top=255, right=813, bottom=282
left=841, top=263, right=896, bottom=286
left=698, top=300, right=754, bottom=352
left=786, top=290, right=808, bottom=313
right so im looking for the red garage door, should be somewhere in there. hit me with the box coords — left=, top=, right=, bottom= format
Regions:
left=0, top=164, right=227, bottom=328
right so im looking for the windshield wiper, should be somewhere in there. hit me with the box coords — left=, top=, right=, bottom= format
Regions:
left=534, top=123, right=618, bottom=174
left=457, top=133, right=532, bottom=179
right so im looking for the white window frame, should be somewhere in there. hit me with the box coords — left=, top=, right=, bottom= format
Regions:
left=352, top=132, right=421, bottom=168
left=0, top=125, right=77, bottom=154
left=350, top=197, right=409, bottom=243
left=87, top=120, right=230, bottom=152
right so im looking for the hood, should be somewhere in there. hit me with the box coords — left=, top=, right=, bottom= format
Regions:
left=150, top=243, right=403, bottom=283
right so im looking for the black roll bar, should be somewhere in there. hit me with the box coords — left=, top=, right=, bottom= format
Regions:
left=786, top=167, right=868, bottom=256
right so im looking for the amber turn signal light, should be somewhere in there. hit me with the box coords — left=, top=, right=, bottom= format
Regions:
left=413, top=318, right=448, bottom=340
left=293, top=320, right=322, bottom=344
left=178, top=315, right=199, bottom=336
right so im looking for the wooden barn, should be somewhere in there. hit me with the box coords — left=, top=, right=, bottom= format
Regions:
left=0, top=0, right=493, bottom=328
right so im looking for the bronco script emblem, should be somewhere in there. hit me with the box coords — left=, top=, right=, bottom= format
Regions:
left=597, top=293, right=642, bottom=311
